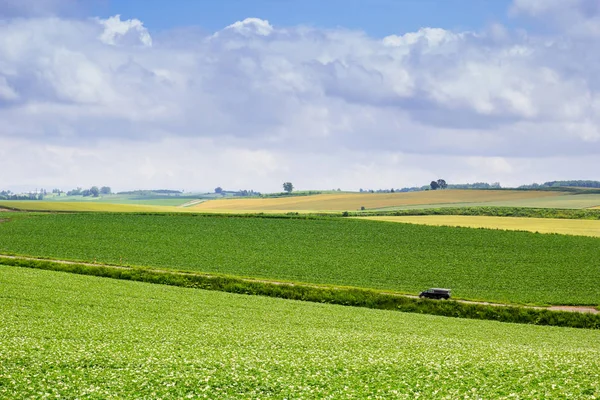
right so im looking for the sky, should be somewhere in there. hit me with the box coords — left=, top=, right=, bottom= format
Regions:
left=0, top=0, right=599, bottom=193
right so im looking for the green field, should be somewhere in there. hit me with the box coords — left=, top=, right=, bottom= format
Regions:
left=1, top=266, right=598, bottom=398
left=0, top=213, right=598, bottom=305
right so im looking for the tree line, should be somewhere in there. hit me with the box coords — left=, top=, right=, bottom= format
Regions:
left=518, top=180, right=600, bottom=189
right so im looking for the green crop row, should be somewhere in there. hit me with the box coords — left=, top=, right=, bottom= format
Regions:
left=1, top=265, right=599, bottom=399
left=351, top=206, right=600, bottom=219
left=0, top=213, right=599, bottom=305
left=2, top=256, right=599, bottom=329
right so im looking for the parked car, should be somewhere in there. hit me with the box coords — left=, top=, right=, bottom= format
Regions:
left=419, top=288, right=451, bottom=300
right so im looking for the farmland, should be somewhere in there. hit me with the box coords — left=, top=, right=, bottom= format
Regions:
left=1, top=265, right=599, bottom=398
left=0, top=201, right=188, bottom=213
left=3, top=190, right=600, bottom=214
left=362, top=215, right=600, bottom=237
left=0, top=213, right=598, bottom=305
left=190, top=189, right=566, bottom=212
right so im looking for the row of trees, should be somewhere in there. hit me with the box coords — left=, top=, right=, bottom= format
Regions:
left=214, top=187, right=260, bottom=197
left=66, top=186, right=111, bottom=197
left=519, top=180, right=600, bottom=189
left=0, top=190, right=44, bottom=200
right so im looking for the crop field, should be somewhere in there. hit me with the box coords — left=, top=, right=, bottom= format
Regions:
left=0, top=201, right=188, bottom=213
left=1, top=266, right=599, bottom=399
left=0, top=213, right=598, bottom=305
left=41, top=194, right=194, bottom=206
left=362, top=215, right=600, bottom=238
left=191, top=190, right=564, bottom=212
left=367, top=193, right=600, bottom=211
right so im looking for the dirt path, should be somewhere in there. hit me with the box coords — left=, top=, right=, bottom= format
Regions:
left=178, top=199, right=206, bottom=208
left=0, top=254, right=597, bottom=314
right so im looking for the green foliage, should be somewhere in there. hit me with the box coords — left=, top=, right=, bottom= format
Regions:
left=354, top=206, right=600, bottom=220
left=0, top=213, right=599, bottom=305
left=261, top=190, right=322, bottom=198
left=1, top=265, right=600, bottom=398
left=1, top=256, right=599, bottom=329
left=283, top=182, right=294, bottom=193
left=519, top=180, right=600, bottom=189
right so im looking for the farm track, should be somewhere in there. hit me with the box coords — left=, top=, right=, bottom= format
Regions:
left=1, top=254, right=597, bottom=314
left=178, top=199, right=206, bottom=207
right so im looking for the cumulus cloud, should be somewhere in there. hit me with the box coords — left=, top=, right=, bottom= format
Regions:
left=0, top=6, right=599, bottom=191
left=98, top=15, right=153, bottom=47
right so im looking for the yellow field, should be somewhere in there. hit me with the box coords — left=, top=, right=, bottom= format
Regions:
left=0, top=201, right=186, bottom=213
left=361, top=215, right=600, bottom=237
left=191, top=190, right=564, bottom=212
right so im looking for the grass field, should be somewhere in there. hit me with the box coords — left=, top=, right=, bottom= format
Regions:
left=0, top=213, right=598, bottom=305
left=362, top=215, right=600, bottom=237
left=191, top=190, right=564, bottom=212
left=1, top=266, right=599, bottom=398
left=0, top=201, right=188, bottom=213
left=40, top=194, right=195, bottom=206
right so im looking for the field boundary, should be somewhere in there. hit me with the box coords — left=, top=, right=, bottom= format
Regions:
left=351, top=206, right=600, bottom=220
left=1, top=255, right=598, bottom=329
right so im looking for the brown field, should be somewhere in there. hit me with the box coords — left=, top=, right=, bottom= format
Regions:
left=191, top=190, right=564, bottom=212
left=361, top=215, right=600, bottom=237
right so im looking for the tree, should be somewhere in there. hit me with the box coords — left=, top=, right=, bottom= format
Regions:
left=90, top=186, right=100, bottom=197
left=437, top=179, right=448, bottom=189
left=214, top=187, right=223, bottom=194
left=100, top=186, right=112, bottom=195
left=430, top=181, right=440, bottom=190
left=283, top=182, right=294, bottom=193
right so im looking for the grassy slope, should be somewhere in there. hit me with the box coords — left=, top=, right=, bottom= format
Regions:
left=0, top=201, right=190, bottom=212
left=191, top=190, right=564, bottom=212
left=0, top=213, right=598, bottom=305
left=1, top=266, right=599, bottom=399
left=362, top=215, right=600, bottom=237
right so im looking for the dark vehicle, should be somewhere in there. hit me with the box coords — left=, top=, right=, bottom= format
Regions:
left=419, top=288, right=451, bottom=300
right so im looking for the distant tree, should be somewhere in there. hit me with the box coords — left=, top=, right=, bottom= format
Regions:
left=390, top=188, right=395, bottom=193
left=100, top=186, right=112, bottom=195
left=90, top=186, right=100, bottom=197
left=437, top=179, right=448, bottom=189
left=81, top=189, right=91, bottom=197
left=67, top=187, right=83, bottom=196
left=215, top=187, right=223, bottom=194
left=283, top=182, right=294, bottom=193
left=430, top=181, right=440, bottom=190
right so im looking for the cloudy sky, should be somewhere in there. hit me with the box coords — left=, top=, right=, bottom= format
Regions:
left=1, top=0, right=599, bottom=193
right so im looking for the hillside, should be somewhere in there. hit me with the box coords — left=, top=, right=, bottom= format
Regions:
left=1, top=213, right=598, bottom=305
left=1, top=265, right=599, bottom=398
left=191, top=190, right=566, bottom=212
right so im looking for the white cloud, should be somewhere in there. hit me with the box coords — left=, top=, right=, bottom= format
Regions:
left=0, top=10, right=599, bottom=191
left=223, top=17, right=274, bottom=37
left=98, top=15, right=153, bottom=47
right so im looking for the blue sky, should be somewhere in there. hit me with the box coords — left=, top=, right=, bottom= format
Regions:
left=1, top=0, right=599, bottom=192
left=92, top=0, right=514, bottom=37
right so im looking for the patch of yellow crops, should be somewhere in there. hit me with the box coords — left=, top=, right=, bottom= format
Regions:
left=361, top=215, right=600, bottom=238
left=0, top=201, right=187, bottom=213
left=192, top=190, right=563, bottom=212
